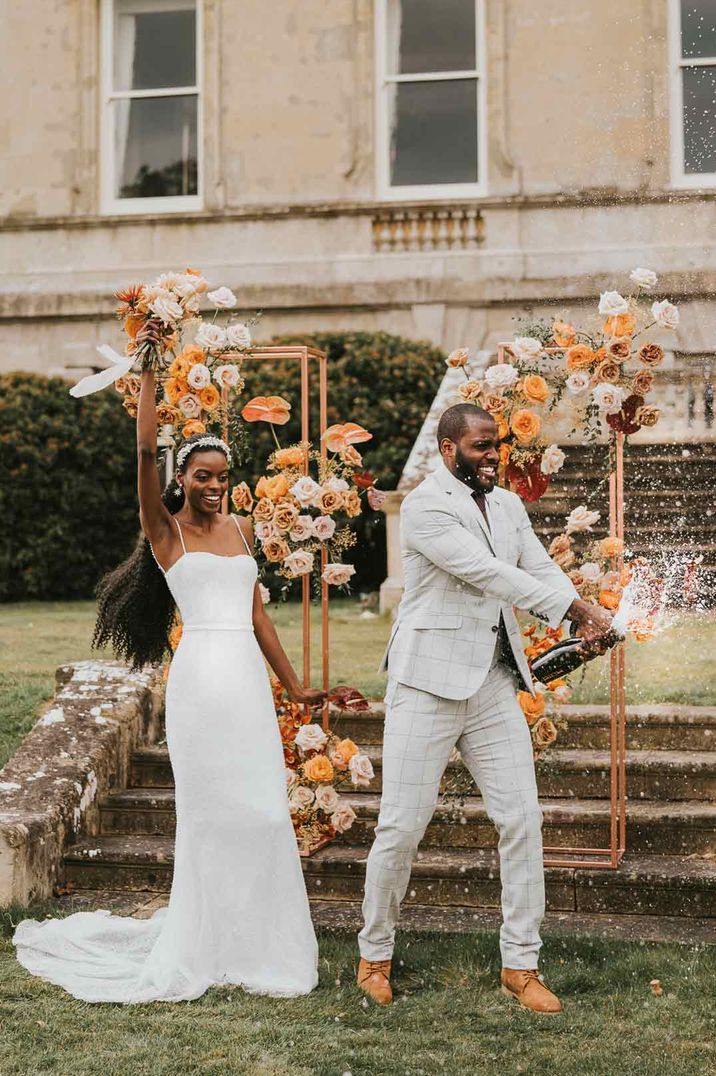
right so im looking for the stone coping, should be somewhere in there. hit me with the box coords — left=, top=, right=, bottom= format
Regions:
left=0, top=661, right=163, bottom=906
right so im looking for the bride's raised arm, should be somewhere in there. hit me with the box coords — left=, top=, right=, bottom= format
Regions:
left=137, top=369, right=174, bottom=550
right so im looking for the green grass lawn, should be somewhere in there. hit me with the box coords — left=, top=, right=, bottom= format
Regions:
left=0, top=917, right=713, bottom=1076
left=1, top=600, right=715, bottom=770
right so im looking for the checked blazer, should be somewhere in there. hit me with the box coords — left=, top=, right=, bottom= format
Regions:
left=381, top=462, right=579, bottom=701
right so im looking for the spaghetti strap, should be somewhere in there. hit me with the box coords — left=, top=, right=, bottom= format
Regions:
left=232, top=514, right=252, bottom=555
left=174, top=518, right=188, bottom=554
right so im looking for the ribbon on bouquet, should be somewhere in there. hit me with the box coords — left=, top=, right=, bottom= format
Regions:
left=69, top=345, right=136, bottom=398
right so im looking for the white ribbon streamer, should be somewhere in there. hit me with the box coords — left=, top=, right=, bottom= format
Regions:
left=68, top=345, right=136, bottom=398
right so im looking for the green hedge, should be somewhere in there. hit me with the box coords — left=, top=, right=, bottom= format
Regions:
left=241, top=332, right=445, bottom=588
left=0, top=373, right=138, bottom=601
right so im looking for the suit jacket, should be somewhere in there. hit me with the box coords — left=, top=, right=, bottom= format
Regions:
left=381, top=462, right=579, bottom=701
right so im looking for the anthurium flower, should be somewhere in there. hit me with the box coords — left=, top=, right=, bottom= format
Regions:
left=321, top=422, right=372, bottom=454
left=241, top=396, right=292, bottom=424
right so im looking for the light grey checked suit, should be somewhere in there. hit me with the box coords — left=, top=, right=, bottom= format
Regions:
left=359, top=461, right=579, bottom=969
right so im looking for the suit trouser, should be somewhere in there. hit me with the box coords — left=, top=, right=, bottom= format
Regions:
left=358, top=660, right=545, bottom=969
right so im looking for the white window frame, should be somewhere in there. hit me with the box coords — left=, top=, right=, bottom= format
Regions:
left=669, top=0, right=716, bottom=189
left=374, top=0, right=487, bottom=201
left=99, top=0, right=203, bottom=215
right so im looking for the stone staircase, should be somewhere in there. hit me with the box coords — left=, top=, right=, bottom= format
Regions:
left=62, top=703, right=716, bottom=925
left=528, top=442, right=716, bottom=600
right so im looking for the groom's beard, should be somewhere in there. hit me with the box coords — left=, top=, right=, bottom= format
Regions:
left=454, top=448, right=497, bottom=493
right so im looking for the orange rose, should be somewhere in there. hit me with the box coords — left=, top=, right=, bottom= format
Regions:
left=242, top=395, right=292, bottom=425
left=637, top=343, right=665, bottom=367
left=278, top=714, right=300, bottom=743
left=599, top=589, right=621, bottom=610
left=165, top=377, right=189, bottom=405
left=593, top=359, right=622, bottom=384
left=552, top=320, right=577, bottom=347
left=343, top=489, right=362, bottom=518
left=599, top=536, right=624, bottom=559
left=510, top=408, right=541, bottom=445
left=231, top=482, right=254, bottom=512
left=255, top=474, right=291, bottom=502
left=322, top=422, right=373, bottom=454
left=565, top=344, right=595, bottom=371
left=273, top=502, right=300, bottom=533
left=532, top=717, right=558, bottom=750
left=262, top=537, right=291, bottom=563
left=253, top=497, right=275, bottom=522
left=303, top=755, right=335, bottom=783
left=522, top=374, right=550, bottom=404
left=199, top=384, right=220, bottom=411
left=517, top=690, right=546, bottom=726
left=331, top=738, right=359, bottom=769
left=603, top=313, right=636, bottom=337
left=274, top=446, right=305, bottom=469
left=546, top=678, right=567, bottom=691
left=182, top=419, right=206, bottom=438
left=631, top=369, right=654, bottom=396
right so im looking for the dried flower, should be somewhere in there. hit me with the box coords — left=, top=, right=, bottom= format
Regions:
left=637, top=342, right=665, bottom=367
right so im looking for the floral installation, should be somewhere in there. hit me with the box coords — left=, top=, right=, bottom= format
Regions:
left=231, top=400, right=386, bottom=591
left=275, top=679, right=375, bottom=855
left=110, top=270, right=255, bottom=445
left=445, top=269, right=677, bottom=502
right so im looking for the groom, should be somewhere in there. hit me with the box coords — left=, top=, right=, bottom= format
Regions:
left=357, top=404, right=615, bottom=1013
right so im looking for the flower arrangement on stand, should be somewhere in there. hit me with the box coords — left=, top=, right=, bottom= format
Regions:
left=274, top=680, right=375, bottom=855
left=446, top=268, right=676, bottom=502
left=231, top=400, right=386, bottom=593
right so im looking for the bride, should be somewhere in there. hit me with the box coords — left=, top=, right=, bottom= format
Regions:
left=14, top=368, right=324, bottom=1003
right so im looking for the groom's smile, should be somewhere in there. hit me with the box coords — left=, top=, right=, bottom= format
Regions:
left=438, top=408, right=502, bottom=494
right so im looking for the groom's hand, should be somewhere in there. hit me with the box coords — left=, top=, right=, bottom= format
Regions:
left=567, top=598, right=619, bottom=658
left=287, top=685, right=327, bottom=707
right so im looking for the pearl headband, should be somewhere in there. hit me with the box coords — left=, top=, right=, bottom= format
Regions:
left=176, top=436, right=231, bottom=470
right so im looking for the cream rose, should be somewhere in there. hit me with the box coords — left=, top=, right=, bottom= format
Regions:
left=446, top=348, right=469, bottom=368
left=540, top=445, right=566, bottom=475
left=485, top=363, right=519, bottom=391
left=598, top=291, right=629, bottom=316
left=459, top=380, right=483, bottom=402
left=283, top=549, right=315, bottom=577
left=195, top=323, right=227, bottom=351
left=349, top=753, right=374, bottom=788
left=285, top=767, right=296, bottom=789
left=592, top=383, right=625, bottom=414
left=565, top=371, right=591, bottom=395
left=630, top=267, right=658, bottom=290
left=295, top=722, right=328, bottom=753
left=315, top=785, right=340, bottom=814
left=259, top=583, right=271, bottom=605
left=651, top=299, right=679, bottom=330
left=187, top=363, right=212, bottom=390
left=207, top=286, right=237, bottom=309
left=148, top=293, right=183, bottom=325
left=290, top=476, right=323, bottom=506
left=314, top=515, right=337, bottom=542
left=255, top=520, right=276, bottom=543
left=580, top=561, right=603, bottom=583
left=226, top=322, right=252, bottom=348
left=289, top=515, right=316, bottom=542
left=331, top=801, right=357, bottom=834
left=213, top=363, right=243, bottom=388
left=326, top=477, right=350, bottom=493
left=178, top=393, right=202, bottom=418
left=322, top=563, right=356, bottom=586
left=289, top=785, right=315, bottom=813
left=511, top=336, right=543, bottom=361
left=565, top=505, right=601, bottom=535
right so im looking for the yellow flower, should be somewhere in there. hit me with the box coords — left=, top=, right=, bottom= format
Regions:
left=510, top=408, right=541, bottom=444
left=303, top=755, right=335, bottom=783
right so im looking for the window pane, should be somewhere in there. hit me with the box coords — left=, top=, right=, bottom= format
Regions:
left=390, top=79, right=478, bottom=186
left=387, top=0, right=476, bottom=75
left=683, top=66, right=716, bottom=173
left=115, top=95, right=198, bottom=198
left=681, top=1, right=716, bottom=60
left=114, top=2, right=196, bottom=90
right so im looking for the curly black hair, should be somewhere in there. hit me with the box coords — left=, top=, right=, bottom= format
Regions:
left=92, top=434, right=230, bottom=669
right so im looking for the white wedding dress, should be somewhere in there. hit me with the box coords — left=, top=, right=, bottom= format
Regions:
left=14, top=518, right=319, bottom=1003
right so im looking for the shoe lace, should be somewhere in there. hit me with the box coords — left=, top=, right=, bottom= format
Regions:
left=364, top=961, right=390, bottom=976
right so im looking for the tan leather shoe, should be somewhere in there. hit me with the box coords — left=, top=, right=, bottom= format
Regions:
left=500, top=968, right=562, bottom=1014
left=357, top=958, right=393, bottom=1005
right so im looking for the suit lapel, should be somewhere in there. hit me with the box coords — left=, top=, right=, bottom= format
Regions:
left=432, top=465, right=496, bottom=554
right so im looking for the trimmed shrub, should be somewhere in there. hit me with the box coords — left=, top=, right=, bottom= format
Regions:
left=0, top=373, right=138, bottom=601
left=240, top=332, right=445, bottom=588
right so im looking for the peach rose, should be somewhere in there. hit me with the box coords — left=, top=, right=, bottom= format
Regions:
left=313, top=515, right=336, bottom=541
left=331, top=738, right=360, bottom=769
left=635, top=404, right=661, bottom=428
left=517, top=690, right=546, bottom=726
left=608, top=338, right=631, bottom=362
left=242, top=395, right=292, bottom=425
left=122, top=396, right=139, bottom=418
left=459, top=380, right=483, bottom=402
left=322, top=422, right=372, bottom=454
left=532, top=717, right=558, bottom=750
left=255, top=474, right=291, bottom=502
left=552, top=320, right=577, bottom=347
left=322, top=563, right=356, bottom=586
left=315, top=784, right=340, bottom=814
left=599, top=536, right=624, bottom=558
left=331, top=801, right=357, bottom=834
left=253, top=497, right=275, bottom=522
left=273, top=502, right=300, bottom=534
left=631, top=369, right=654, bottom=396
left=340, top=444, right=363, bottom=467
left=303, top=754, right=335, bottom=783
left=283, top=548, right=315, bottom=579
left=548, top=534, right=575, bottom=569
left=156, top=403, right=178, bottom=426
left=274, top=445, right=305, bottom=469
left=317, top=489, right=344, bottom=514
left=510, top=408, right=541, bottom=445
left=603, top=313, right=637, bottom=337
left=181, top=419, right=206, bottom=438
left=178, top=393, right=202, bottom=418
left=482, top=393, right=505, bottom=415
left=522, top=374, right=550, bottom=404
left=446, top=348, right=469, bottom=368
left=343, top=489, right=362, bottom=518
left=637, top=343, right=665, bottom=367
left=199, top=384, right=221, bottom=412
left=262, top=537, right=291, bottom=563
left=565, top=344, right=595, bottom=371
left=231, top=482, right=254, bottom=512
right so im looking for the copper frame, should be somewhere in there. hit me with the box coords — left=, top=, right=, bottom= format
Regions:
left=222, top=346, right=331, bottom=730
left=497, top=344, right=626, bottom=870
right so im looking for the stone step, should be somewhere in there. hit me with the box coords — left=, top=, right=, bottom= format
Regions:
left=62, top=836, right=716, bottom=918
left=99, top=788, right=716, bottom=856
left=130, top=744, right=716, bottom=801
